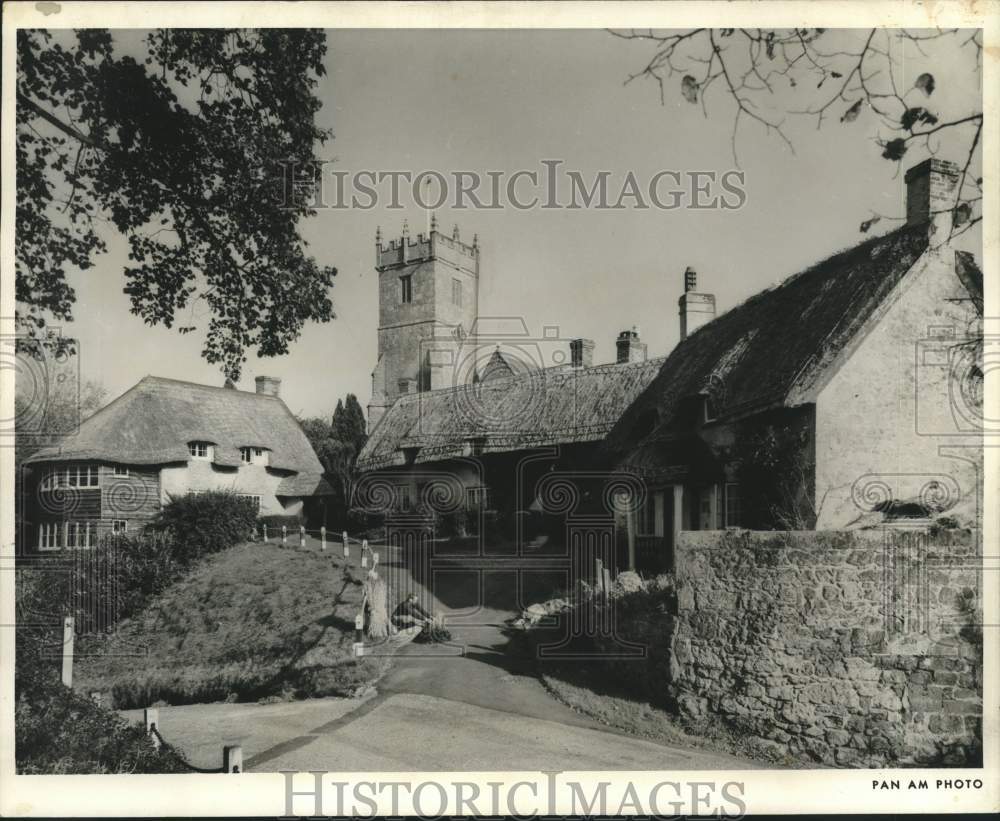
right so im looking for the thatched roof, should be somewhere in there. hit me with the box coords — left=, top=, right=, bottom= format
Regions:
left=276, top=472, right=336, bottom=497
left=357, top=357, right=665, bottom=471
left=25, top=376, right=327, bottom=489
left=607, top=224, right=935, bottom=451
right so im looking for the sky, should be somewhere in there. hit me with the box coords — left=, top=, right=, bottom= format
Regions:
left=47, top=28, right=983, bottom=420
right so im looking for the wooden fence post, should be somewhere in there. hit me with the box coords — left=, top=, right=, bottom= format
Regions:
left=145, top=707, right=160, bottom=748
left=361, top=539, right=368, bottom=568
left=282, top=525, right=287, bottom=545
left=61, top=615, right=74, bottom=687
left=223, top=745, right=243, bottom=773
left=342, top=531, right=349, bottom=559
left=320, top=526, right=327, bottom=550
left=263, top=523, right=268, bottom=543
left=299, top=525, right=306, bottom=548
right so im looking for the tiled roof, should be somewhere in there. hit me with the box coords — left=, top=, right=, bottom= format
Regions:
left=357, top=357, right=665, bottom=471
left=25, top=376, right=326, bottom=484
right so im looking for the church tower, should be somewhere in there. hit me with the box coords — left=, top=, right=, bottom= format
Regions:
left=368, top=219, right=480, bottom=432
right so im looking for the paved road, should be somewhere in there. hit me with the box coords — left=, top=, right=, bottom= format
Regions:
left=130, top=619, right=759, bottom=772
left=124, top=542, right=761, bottom=771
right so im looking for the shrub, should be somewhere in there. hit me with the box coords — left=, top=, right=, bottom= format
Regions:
left=150, top=491, right=257, bottom=564
left=16, top=661, right=185, bottom=774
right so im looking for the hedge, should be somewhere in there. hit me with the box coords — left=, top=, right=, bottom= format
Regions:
left=149, top=491, right=258, bottom=564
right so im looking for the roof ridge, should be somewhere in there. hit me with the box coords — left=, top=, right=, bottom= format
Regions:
left=678, top=223, right=926, bottom=347
left=140, top=374, right=282, bottom=399
left=391, top=355, right=667, bottom=406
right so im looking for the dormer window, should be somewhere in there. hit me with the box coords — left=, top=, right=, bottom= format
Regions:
left=240, top=446, right=268, bottom=465
left=188, top=442, right=211, bottom=459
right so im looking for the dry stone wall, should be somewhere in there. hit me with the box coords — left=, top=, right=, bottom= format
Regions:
left=671, top=529, right=981, bottom=767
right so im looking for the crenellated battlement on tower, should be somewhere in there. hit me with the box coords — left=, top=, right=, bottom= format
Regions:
left=375, top=219, right=479, bottom=276
left=368, top=219, right=482, bottom=432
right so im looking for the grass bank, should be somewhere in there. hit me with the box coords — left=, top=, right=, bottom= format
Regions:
left=75, top=539, right=389, bottom=709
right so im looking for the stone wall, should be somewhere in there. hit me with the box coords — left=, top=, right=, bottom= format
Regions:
left=672, top=529, right=981, bottom=767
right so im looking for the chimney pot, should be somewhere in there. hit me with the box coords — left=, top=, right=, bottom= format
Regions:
left=684, top=267, right=697, bottom=293
left=678, top=268, right=716, bottom=341
left=255, top=376, right=281, bottom=397
left=570, top=338, right=595, bottom=368
left=616, top=329, right=647, bottom=364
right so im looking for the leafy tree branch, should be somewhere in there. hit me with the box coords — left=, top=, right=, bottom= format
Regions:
left=17, top=29, right=337, bottom=378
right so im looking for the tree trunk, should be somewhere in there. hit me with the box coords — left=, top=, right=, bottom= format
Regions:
left=363, top=571, right=390, bottom=639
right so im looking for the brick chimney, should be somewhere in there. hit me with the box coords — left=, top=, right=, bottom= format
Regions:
left=616, top=327, right=647, bottom=364
left=255, top=375, right=281, bottom=397
left=570, top=338, right=595, bottom=368
left=678, top=267, right=716, bottom=341
left=905, top=158, right=960, bottom=237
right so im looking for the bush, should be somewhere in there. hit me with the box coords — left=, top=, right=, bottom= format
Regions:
left=150, top=491, right=258, bottom=564
left=16, top=661, right=185, bottom=774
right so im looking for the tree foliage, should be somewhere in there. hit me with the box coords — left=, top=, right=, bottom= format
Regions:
left=611, top=28, right=983, bottom=238
left=16, top=29, right=336, bottom=377
left=299, top=393, right=368, bottom=513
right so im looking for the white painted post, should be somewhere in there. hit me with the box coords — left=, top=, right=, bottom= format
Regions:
left=263, top=523, right=268, bottom=543
left=299, top=525, right=306, bottom=548
left=282, top=525, right=287, bottom=545
left=320, top=526, right=327, bottom=550
left=145, top=707, right=160, bottom=748
left=342, top=531, right=349, bottom=559
left=223, top=744, right=243, bottom=773
left=353, top=611, right=365, bottom=656
left=61, top=615, right=74, bottom=687
left=360, top=539, right=368, bottom=568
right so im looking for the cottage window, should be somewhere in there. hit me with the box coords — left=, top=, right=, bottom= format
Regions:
left=39, top=522, right=61, bottom=550
left=113, top=466, right=129, bottom=477
left=452, top=278, right=462, bottom=307
left=466, top=486, right=492, bottom=511
left=65, top=521, right=91, bottom=549
left=188, top=442, right=210, bottom=459
left=398, top=485, right=412, bottom=512
left=239, top=494, right=262, bottom=512
left=112, top=520, right=128, bottom=535
left=66, top=465, right=99, bottom=488
left=240, top=447, right=267, bottom=465
left=400, top=274, right=413, bottom=304
left=724, top=483, right=742, bottom=528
